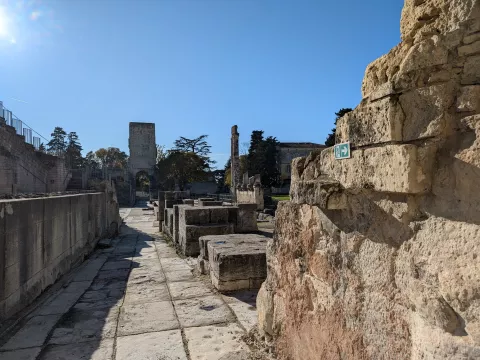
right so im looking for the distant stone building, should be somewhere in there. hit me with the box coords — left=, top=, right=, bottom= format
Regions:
left=277, top=142, right=325, bottom=191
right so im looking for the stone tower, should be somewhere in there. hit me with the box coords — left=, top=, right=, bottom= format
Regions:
left=128, top=122, right=156, bottom=178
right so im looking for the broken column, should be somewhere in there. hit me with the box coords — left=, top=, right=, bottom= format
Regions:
left=231, top=125, right=240, bottom=201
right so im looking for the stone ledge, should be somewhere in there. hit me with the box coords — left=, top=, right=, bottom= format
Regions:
left=290, top=178, right=347, bottom=209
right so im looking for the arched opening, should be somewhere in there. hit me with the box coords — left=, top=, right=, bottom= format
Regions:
left=135, top=170, right=151, bottom=200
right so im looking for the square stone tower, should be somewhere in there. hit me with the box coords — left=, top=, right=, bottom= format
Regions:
left=128, top=122, right=156, bottom=177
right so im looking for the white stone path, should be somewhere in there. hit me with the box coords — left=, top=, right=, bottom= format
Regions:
left=0, top=202, right=259, bottom=360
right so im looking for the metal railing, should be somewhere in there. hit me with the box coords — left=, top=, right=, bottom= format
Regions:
left=0, top=101, right=48, bottom=150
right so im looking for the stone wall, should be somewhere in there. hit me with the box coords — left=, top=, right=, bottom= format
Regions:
left=0, top=120, right=70, bottom=195
left=0, top=190, right=121, bottom=320
left=257, top=1, right=480, bottom=359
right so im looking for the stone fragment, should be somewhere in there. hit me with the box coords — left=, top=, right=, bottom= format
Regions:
left=208, top=234, right=268, bottom=291
left=456, top=85, right=480, bottom=112
left=290, top=177, right=346, bottom=209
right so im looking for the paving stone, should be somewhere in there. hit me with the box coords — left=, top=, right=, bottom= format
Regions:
left=227, top=301, right=257, bottom=331
left=39, top=339, right=114, bottom=360
left=168, top=281, right=215, bottom=300
left=174, top=296, right=235, bottom=328
left=73, top=288, right=124, bottom=311
left=0, top=347, right=42, bottom=360
left=124, top=282, right=170, bottom=304
left=48, top=308, right=119, bottom=344
left=185, top=323, right=249, bottom=360
left=133, top=251, right=158, bottom=260
left=118, top=301, right=179, bottom=336
left=62, top=280, right=92, bottom=293
left=164, top=269, right=195, bottom=282
left=96, top=268, right=130, bottom=281
left=101, top=259, right=132, bottom=270
left=2, top=314, right=62, bottom=350
left=71, top=258, right=107, bottom=282
left=89, top=278, right=127, bottom=292
left=33, top=287, right=86, bottom=316
left=128, top=267, right=166, bottom=285
left=115, top=330, right=187, bottom=360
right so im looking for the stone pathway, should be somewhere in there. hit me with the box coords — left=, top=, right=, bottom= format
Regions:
left=0, top=202, right=258, bottom=360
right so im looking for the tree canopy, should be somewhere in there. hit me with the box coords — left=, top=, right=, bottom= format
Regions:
left=86, top=147, right=128, bottom=169
left=47, top=127, right=67, bottom=155
left=156, top=150, right=209, bottom=190
left=325, top=108, right=353, bottom=147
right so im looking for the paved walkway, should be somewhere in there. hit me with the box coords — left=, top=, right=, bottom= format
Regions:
left=0, top=202, right=258, bottom=360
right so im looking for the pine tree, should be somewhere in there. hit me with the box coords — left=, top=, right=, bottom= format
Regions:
left=66, top=132, right=83, bottom=169
left=46, top=127, right=67, bottom=155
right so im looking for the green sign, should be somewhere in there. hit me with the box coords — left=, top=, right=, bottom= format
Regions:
left=334, top=142, right=351, bottom=160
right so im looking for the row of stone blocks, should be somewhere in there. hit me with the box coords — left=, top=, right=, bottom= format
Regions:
left=198, top=234, right=268, bottom=292
left=162, top=201, right=258, bottom=257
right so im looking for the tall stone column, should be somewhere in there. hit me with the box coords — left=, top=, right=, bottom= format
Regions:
left=231, top=125, right=240, bottom=201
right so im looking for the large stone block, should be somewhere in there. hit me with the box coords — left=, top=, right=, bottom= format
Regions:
left=179, top=224, right=234, bottom=257
left=290, top=178, right=347, bottom=209
left=336, top=97, right=403, bottom=147
left=399, top=83, right=455, bottom=141
left=179, top=207, right=210, bottom=226
left=318, top=145, right=432, bottom=194
left=207, top=234, right=268, bottom=292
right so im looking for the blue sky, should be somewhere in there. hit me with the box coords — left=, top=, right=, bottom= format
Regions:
left=0, top=0, right=404, bottom=168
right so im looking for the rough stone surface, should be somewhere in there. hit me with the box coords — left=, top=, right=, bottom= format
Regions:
left=185, top=323, right=250, bottom=360
left=258, top=1, right=480, bottom=359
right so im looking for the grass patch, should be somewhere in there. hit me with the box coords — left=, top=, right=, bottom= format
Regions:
left=272, top=195, right=290, bottom=201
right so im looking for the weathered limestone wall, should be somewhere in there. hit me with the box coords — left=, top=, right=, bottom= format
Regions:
left=0, top=121, right=70, bottom=195
left=258, top=1, right=480, bottom=359
left=0, top=190, right=121, bottom=320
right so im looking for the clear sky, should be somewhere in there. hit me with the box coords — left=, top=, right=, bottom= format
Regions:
left=0, top=0, right=404, bottom=168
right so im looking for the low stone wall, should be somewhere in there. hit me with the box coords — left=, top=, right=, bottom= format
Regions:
left=0, top=191, right=120, bottom=320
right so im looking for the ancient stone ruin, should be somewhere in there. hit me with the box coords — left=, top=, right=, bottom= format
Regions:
left=257, top=1, right=480, bottom=359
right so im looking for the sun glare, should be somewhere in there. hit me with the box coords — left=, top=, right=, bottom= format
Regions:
left=0, top=7, right=9, bottom=37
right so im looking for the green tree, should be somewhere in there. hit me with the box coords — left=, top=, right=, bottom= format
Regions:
left=261, top=136, right=280, bottom=187
left=325, top=108, right=353, bottom=147
left=38, top=143, right=46, bottom=153
left=246, top=130, right=265, bottom=176
left=173, top=135, right=215, bottom=167
left=47, top=127, right=67, bottom=155
left=156, top=151, right=209, bottom=191
left=94, top=147, right=128, bottom=169
left=66, top=132, right=83, bottom=169
left=156, top=144, right=167, bottom=163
